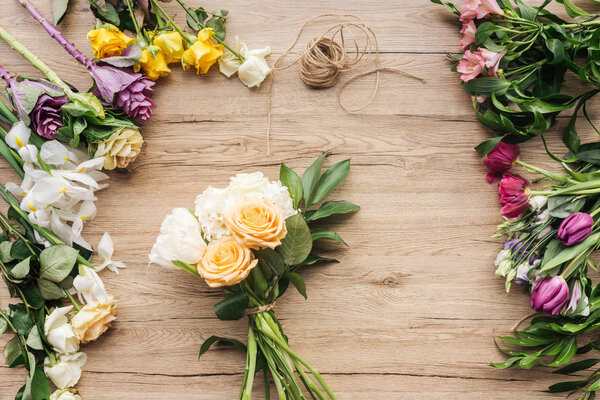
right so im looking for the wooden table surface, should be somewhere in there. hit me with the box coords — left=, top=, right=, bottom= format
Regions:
left=1, top=0, right=594, bottom=398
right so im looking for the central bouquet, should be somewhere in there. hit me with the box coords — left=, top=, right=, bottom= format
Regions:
left=149, top=154, right=358, bottom=399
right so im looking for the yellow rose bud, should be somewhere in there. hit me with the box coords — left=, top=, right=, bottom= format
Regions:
left=134, top=48, right=171, bottom=81
left=152, top=31, right=185, bottom=64
left=70, top=298, right=117, bottom=344
left=224, top=199, right=287, bottom=250
left=93, top=127, right=144, bottom=170
left=181, top=28, right=224, bottom=74
left=87, top=26, right=135, bottom=59
left=198, top=236, right=258, bottom=288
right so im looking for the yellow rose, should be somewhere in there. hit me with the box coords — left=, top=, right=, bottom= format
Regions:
left=198, top=236, right=258, bottom=288
left=181, top=28, right=224, bottom=74
left=152, top=31, right=185, bottom=64
left=94, top=127, right=144, bottom=170
left=70, top=298, right=117, bottom=343
left=134, top=48, right=171, bottom=81
left=224, top=199, right=287, bottom=250
left=87, top=26, right=135, bottom=59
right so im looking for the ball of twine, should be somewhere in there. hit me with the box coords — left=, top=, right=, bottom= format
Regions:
left=299, top=37, right=346, bottom=88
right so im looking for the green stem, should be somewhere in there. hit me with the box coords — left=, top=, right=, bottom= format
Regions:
left=64, top=289, right=82, bottom=311
left=0, top=307, right=18, bottom=333
left=240, top=325, right=257, bottom=400
left=255, top=333, right=287, bottom=399
left=293, top=358, right=324, bottom=400
left=125, top=0, right=149, bottom=45
left=515, top=159, right=576, bottom=185
left=173, top=0, right=246, bottom=62
left=0, top=25, right=75, bottom=98
left=152, top=0, right=194, bottom=45
left=555, top=21, right=600, bottom=30
left=0, top=100, right=18, bottom=124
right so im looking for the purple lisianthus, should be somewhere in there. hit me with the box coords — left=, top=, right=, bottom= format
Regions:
left=557, top=212, right=593, bottom=246
left=530, top=276, right=569, bottom=316
left=504, top=239, right=538, bottom=265
left=30, top=94, right=68, bottom=139
left=91, top=64, right=156, bottom=122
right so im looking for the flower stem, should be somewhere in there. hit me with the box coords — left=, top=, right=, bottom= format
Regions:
left=0, top=25, right=75, bottom=98
left=125, top=0, right=150, bottom=45
left=64, top=289, right=82, bottom=311
left=17, top=0, right=95, bottom=70
left=240, top=325, right=257, bottom=400
left=515, top=159, right=576, bottom=184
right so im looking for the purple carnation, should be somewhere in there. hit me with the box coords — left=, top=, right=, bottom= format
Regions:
left=91, top=65, right=156, bottom=122
left=30, top=94, right=68, bottom=139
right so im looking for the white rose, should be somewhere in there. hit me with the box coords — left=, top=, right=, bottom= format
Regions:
left=528, top=196, right=548, bottom=212
left=50, top=389, right=82, bottom=400
left=44, top=306, right=79, bottom=354
left=44, top=352, right=87, bottom=389
left=218, top=37, right=272, bottom=88
left=228, top=172, right=270, bottom=197
left=149, top=208, right=207, bottom=268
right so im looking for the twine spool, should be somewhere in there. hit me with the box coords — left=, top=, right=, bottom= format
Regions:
left=266, top=14, right=425, bottom=154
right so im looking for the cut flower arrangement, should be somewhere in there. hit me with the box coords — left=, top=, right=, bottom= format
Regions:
left=149, top=154, right=360, bottom=399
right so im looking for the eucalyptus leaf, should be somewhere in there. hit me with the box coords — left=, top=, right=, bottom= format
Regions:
left=39, top=245, right=78, bottom=283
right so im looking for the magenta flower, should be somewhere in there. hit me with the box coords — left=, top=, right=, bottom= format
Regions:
left=457, top=50, right=486, bottom=82
left=498, top=173, right=529, bottom=219
left=480, top=48, right=507, bottom=77
left=460, top=20, right=477, bottom=49
left=557, top=213, right=593, bottom=246
left=483, top=142, right=520, bottom=183
left=30, top=94, right=68, bottom=139
left=91, top=65, right=156, bottom=122
left=530, top=276, right=569, bottom=316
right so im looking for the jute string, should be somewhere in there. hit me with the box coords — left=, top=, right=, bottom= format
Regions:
left=266, top=13, right=426, bottom=154
left=245, top=301, right=277, bottom=315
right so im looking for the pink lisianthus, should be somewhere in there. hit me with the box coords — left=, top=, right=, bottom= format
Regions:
left=480, top=48, right=507, bottom=77
left=460, top=0, right=504, bottom=22
left=457, top=50, right=485, bottom=82
left=460, top=20, right=477, bottom=49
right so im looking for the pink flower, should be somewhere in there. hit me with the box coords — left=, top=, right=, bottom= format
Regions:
left=483, top=142, right=520, bottom=183
left=457, top=50, right=485, bottom=82
left=460, top=20, right=477, bottom=49
left=480, top=48, right=507, bottom=77
left=460, top=0, right=504, bottom=22
left=460, top=0, right=480, bottom=21
left=498, top=173, right=529, bottom=219
left=471, top=95, right=487, bottom=104
left=530, top=277, right=569, bottom=316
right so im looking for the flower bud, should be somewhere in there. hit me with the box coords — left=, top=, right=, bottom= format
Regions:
left=530, top=276, right=569, bottom=316
left=557, top=212, right=593, bottom=246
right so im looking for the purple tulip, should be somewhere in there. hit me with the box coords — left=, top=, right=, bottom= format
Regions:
left=557, top=213, right=593, bottom=246
left=91, top=65, right=156, bottom=122
left=530, top=276, right=569, bottom=316
left=30, top=94, right=68, bottom=139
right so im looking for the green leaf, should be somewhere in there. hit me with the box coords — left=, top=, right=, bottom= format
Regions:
left=214, top=292, right=249, bottom=321
left=310, top=159, right=351, bottom=205
left=39, top=245, right=78, bottom=283
left=515, top=0, right=537, bottom=20
left=462, top=77, right=512, bottom=96
left=279, top=214, right=312, bottom=266
left=559, top=0, right=591, bottom=18
left=547, top=337, right=577, bottom=367
left=206, top=16, right=226, bottom=41
left=198, top=335, right=247, bottom=358
left=0, top=241, right=14, bottom=263
left=490, top=356, right=522, bottom=369
left=10, top=239, right=31, bottom=261
left=171, top=260, right=200, bottom=277
left=518, top=355, right=539, bottom=369
left=286, top=272, right=307, bottom=299
left=547, top=379, right=591, bottom=393
left=10, top=305, right=33, bottom=335
left=548, top=196, right=586, bottom=218
left=306, top=200, right=360, bottom=222
left=301, top=253, right=339, bottom=266
left=475, top=136, right=506, bottom=157
left=0, top=317, right=7, bottom=334
left=100, top=43, right=142, bottom=68
left=554, top=358, right=600, bottom=374
left=256, top=248, right=285, bottom=276
left=280, top=163, right=303, bottom=209
left=499, top=332, right=556, bottom=347
left=311, top=230, right=347, bottom=245
left=302, top=153, right=326, bottom=206
left=37, top=279, right=64, bottom=301
left=541, top=233, right=600, bottom=272
left=20, top=285, right=44, bottom=309
left=10, top=257, right=30, bottom=280
left=4, top=337, right=24, bottom=367
left=545, top=38, right=565, bottom=65
left=53, top=0, right=70, bottom=25
left=30, top=366, right=51, bottom=400
left=475, top=22, right=503, bottom=44
left=429, top=0, right=460, bottom=15
left=26, top=326, right=43, bottom=351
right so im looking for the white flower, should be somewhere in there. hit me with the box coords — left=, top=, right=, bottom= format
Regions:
left=534, top=209, right=551, bottom=226
left=149, top=208, right=207, bottom=268
left=494, top=249, right=510, bottom=266
left=96, top=232, right=126, bottom=274
left=194, top=172, right=297, bottom=242
left=218, top=37, right=272, bottom=88
left=72, top=265, right=108, bottom=305
left=44, top=306, right=79, bottom=354
left=6, top=121, right=31, bottom=149
left=528, top=196, right=548, bottom=212
left=50, top=389, right=82, bottom=400
left=536, top=224, right=553, bottom=240
left=514, top=262, right=531, bottom=284
left=44, top=352, right=87, bottom=389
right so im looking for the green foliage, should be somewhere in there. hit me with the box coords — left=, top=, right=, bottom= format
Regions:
left=214, top=291, right=249, bottom=321
left=198, top=336, right=247, bottom=358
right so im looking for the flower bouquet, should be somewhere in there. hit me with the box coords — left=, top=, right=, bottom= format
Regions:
left=149, top=154, right=359, bottom=399
left=433, top=0, right=600, bottom=156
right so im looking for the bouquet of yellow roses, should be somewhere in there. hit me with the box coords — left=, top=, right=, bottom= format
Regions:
left=149, top=154, right=359, bottom=399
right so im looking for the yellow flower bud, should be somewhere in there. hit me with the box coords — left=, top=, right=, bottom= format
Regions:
left=181, top=28, right=224, bottom=74
left=87, top=25, right=135, bottom=59
left=152, top=31, right=185, bottom=64
left=134, top=49, right=171, bottom=81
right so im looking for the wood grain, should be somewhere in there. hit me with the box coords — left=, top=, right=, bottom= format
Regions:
left=0, top=0, right=596, bottom=398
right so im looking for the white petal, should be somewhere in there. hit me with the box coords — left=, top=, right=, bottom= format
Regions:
left=6, top=121, right=31, bottom=149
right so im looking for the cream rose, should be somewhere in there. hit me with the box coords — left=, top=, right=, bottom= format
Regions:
left=198, top=236, right=258, bottom=287
left=44, top=353, right=87, bottom=389
left=224, top=199, right=286, bottom=250
left=45, top=306, right=80, bottom=354
left=94, top=127, right=143, bottom=170
left=50, top=389, right=82, bottom=400
left=71, top=298, right=117, bottom=343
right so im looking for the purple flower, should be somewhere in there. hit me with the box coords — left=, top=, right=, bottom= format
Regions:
left=504, top=239, right=537, bottom=264
left=91, top=65, right=156, bottom=122
left=557, top=213, right=593, bottom=246
left=530, top=276, right=569, bottom=316
left=30, top=94, right=68, bottom=139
